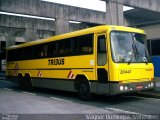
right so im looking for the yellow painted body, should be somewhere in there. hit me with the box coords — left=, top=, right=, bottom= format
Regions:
left=7, top=55, right=95, bottom=80
left=109, top=62, right=154, bottom=83
left=6, top=25, right=154, bottom=93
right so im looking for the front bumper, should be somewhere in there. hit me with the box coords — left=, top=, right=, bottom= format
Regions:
left=110, top=81, right=155, bottom=95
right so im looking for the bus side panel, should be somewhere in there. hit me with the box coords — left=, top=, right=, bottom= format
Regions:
left=6, top=55, right=97, bottom=92
left=32, top=78, right=76, bottom=92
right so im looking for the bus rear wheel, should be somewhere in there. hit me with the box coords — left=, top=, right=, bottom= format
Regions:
left=78, top=80, right=92, bottom=101
left=23, top=75, right=32, bottom=91
left=18, top=74, right=24, bottom=89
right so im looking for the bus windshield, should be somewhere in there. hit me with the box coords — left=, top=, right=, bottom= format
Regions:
left=111, top=31, right=150, bottom=63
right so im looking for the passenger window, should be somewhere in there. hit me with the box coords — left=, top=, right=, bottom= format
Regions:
left=37, top=45, right=44, bottom=57
left=24, top=46, right=33, bottom=59
left=44, top=44, right=48, bottom=57
left=63, top=39, right=72, bottom=55
left=79, top=34, right=93, bottom=54
left=97, top=35, right=107, bottom=65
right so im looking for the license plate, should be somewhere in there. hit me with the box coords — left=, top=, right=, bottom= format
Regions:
left=136, top=85, right=143, bottom=90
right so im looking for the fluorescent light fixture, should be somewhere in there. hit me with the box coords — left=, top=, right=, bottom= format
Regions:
left=123, top=6, right=134, bottom=11
left=69, top=21, right=81, bottom=24
left=0, top=11, right=55, bottom=21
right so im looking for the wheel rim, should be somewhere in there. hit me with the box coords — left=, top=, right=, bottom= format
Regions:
left=79, top=83, right=87, bottom=96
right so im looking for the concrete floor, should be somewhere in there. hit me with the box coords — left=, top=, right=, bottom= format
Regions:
left=0, top=79, right=160, bottom=120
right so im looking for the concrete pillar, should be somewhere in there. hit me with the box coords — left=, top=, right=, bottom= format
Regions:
left=55, top=18, right=69, bottom=35
left=105, top=0, right=124, bottom=25
left=6, top=36, right=15, bottom=47
left=24, top=27, right=37, bottom=41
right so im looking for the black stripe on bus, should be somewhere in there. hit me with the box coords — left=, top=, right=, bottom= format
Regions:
left=6, top=75, right=97, bottom=82
left=32, top=77, right=99, bottom=83
left=32, top=77, right=75, bottom=81
left=7, top=68, right=94, bottom=70
left=6, top=76, right=119, bottom=84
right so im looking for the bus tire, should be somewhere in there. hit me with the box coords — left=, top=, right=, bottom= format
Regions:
left=18, top=74, right=24, bottom=89
left=78, top=79, right=92, bottom=101
left=24, top=74, right=32, bottom=91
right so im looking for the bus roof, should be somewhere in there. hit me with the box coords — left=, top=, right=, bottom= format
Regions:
left=7, top=25, right=145, bottom=50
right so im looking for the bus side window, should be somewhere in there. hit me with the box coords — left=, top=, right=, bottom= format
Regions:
left=97, top=35, right=107, bottom=66
left=24, top=46, right=33, bottom=60
left=44, top=44, right=48, bottom=57
left=48, top=42, right=57, bottom=57
left=34, top=44, right=44, bottom=58
left=79, top=34, right=93, bottom=54
left=16, top=48, right=24, bottom=60
left=64, top=39, right=72, bottom=55
left=11, top=50, right=16, bottom=61
left=57, top=40, right=64, bottom=56
left=72, top=37, right=79, bottom=55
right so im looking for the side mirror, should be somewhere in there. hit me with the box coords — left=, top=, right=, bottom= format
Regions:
left=142, top=57, right=148, bottom=64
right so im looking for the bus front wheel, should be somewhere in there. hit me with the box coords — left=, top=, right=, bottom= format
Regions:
left=78, top=80, right=92, bottom=101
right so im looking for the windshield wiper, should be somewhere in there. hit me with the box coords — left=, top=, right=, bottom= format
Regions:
left=142, top=57, right=148, bottom=64
left=129, top=44, right=148, bottom=64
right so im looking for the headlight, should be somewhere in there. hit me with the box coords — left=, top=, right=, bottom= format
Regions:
left=125, top=86, right=128, bottom=90
left=120, top=86, right=124, bottom=91
left=150, top=82, right=154, bottom=87
left=148, top=83, right=151, bottom=87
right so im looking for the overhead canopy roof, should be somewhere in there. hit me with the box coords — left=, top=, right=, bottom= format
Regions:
left=124, top=9, right=160, bottom=21
left=101, top=0, right=160, bottom=12
left=124, top=8, right=160, bottom=26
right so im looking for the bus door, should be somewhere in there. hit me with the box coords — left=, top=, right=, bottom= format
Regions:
left=96, top=33, right=110, bottom=94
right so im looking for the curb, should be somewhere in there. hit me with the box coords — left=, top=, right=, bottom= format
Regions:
left=137, top=90, right=160, bottom=99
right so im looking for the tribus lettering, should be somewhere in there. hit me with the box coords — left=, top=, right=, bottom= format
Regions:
left=48, top=58, right=65, bottom=65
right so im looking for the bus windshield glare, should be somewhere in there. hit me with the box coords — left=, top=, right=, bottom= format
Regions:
left=111, top=31, right=150, bottom=63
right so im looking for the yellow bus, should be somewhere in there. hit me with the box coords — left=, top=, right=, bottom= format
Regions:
left=6, top=25, right=155, bottom=100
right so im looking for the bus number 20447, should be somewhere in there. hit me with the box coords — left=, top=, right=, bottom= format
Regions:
left=120, top=70, right=132, bottom=74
